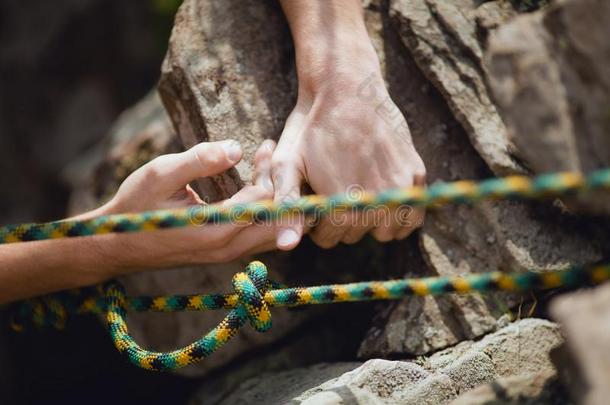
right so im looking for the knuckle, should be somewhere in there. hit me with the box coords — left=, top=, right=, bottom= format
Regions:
left=342, top=234, right=362, bottom=245
left=270, top=154, right=288, bottom=168
left=395, top=228, right=415, bottom=241
left=372, top=229, right=393, bottom=243
left=192, top=145, right=223, bottom=168
left=142, top=159, right=166, bottom=182
left=311, top=233, right=339, bottom=250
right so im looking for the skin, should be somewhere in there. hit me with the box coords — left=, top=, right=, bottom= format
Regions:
left=0, top=140, right=279, bottom=304
left=275, top=0, right=427, bottom=250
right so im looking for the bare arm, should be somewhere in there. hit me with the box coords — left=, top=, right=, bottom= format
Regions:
left=273, top=0, right=426, bottom=250
left=0, top=140, right=278, bottom=304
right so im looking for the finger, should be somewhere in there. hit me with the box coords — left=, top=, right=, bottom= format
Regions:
left=214, top=185, right=272, bottom=229
left=370, top=206, right=395, bottom=243
left=271, top=159, right=304, bottom=251
left=185, top=184, right=206, bottom=204
left=310, top=212, right=351, bottom=249
left=393, top=170, right=426, bottom=240
left=212, top=223, right=278, bottom=262
left=224, top=185, right=272, bottom=206
left=253, top=140, right=276, bottom=191
left=144, top=140, right=243, bottom=195
left=394, top=207, right=425, bottom=240
left=342, top=210, right=376, bottom=245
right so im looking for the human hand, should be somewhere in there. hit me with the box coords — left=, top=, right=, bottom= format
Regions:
left=96, top=139, right=279, bottom=272
left=0, top=140, right=280, bottom=303
left=274, top=0, right=426, bottom=250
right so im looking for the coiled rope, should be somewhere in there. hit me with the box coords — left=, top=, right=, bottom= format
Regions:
left=5, top=168, right=610, bottom=371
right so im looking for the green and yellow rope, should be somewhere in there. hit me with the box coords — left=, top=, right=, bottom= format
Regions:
left=12, top=261, right=610, bottom=371
left=5, top=168, right=610, bottom=371
left=1, top=168, right=609, bottom=244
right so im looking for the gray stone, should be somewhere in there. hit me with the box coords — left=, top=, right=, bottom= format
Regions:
left=204, top=319, right=562, bottom=405
left=486, top=0, right=610, bottom=214
left=390, top=0, right=523, bottom=176
left=449, top=371, right=570, bottom=405
left=551, top=282, right=610, bottom=405
left=361, top=0, right=607, bottom=359
left=158, top=0, right=296, bottom=200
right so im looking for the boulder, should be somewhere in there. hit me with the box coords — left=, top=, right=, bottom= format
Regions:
left=158, top=0, right=296, bottom=200
left=449, top=371, right=570, bottom=405
left=198, top=319, right=562, bottom=404
left=389, top=0, right=523, bottom=176
left=360, top=0, right=605, bottom=359
left=551, top=282, right=610, bottom=405
left=486, top=0, right=610, bottom=213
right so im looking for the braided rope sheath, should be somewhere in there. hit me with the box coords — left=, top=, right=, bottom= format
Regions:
left=1, top=169, right=609, bottom=244
left=14, top=261, right=610, bottom=371
left=5, top=168, right=610, bottom=371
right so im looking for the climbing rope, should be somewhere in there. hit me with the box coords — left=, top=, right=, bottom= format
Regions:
left=1, top=169, right=609, bottom=244
left=11, top=261, right=610, bottom=371
left=5, top=168, right=610, bottom=371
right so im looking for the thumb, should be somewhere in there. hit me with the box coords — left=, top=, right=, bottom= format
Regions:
left=272, top=159, right=304, bottom=251
left=144, top=140, right=242, bottom=196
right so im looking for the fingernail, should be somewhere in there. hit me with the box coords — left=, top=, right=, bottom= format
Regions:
left=222, top=140, right=242, bottom=163
left=262, top=139, right=275, bottom=152
left=277, top=229, right=299, bottom=249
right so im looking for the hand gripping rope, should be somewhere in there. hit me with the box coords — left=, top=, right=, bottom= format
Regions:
left=4, top=168, right=610, bottom=371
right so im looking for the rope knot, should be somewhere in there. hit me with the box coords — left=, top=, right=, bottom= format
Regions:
left=232, top=261, right=272, bottom=332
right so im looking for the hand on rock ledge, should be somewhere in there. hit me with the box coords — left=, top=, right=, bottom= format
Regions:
left=273, top=0, right=427, bottom=250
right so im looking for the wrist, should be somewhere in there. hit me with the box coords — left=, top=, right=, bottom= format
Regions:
left=295, top=31, right=381, bottom=99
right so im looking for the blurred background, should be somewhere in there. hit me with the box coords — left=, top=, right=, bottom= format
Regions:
left=0, top=0, right=180, bottom=224
left=0, top=1, right=200, bottom=403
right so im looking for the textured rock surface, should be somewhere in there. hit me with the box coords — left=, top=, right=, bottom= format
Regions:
left=200, top=319, right=562, bottom=404
left=158, top=0, right=296, bottom=200
left=551, top=283, right=610, bottom=405
left=390, top=0, right=522, bottom=176
left=359, top=0, right=608, bottom=359
left=449, top=371, right=570, bottom=405
left=486, top=0, right=610, bottom=213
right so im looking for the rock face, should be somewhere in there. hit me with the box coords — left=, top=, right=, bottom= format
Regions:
left=390, top=0, right=522, bottom=176
left=197, top=319, right=563, bottom=404
left=359, top=0, right=607, bottom=359
left=486, top=0, right=610, bottom=214
left=449, top=371, right=570, bottom=405
left=158, top=0, right=296, bottom=200
left=551, top=282, right=610, bottom=405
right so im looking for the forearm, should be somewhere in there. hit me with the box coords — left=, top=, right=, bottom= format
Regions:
left=0, top=203, right=156, bottom=303
left=0, top=235, right=116, bottom=303
left=280, top=0, right=380, bottom=96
